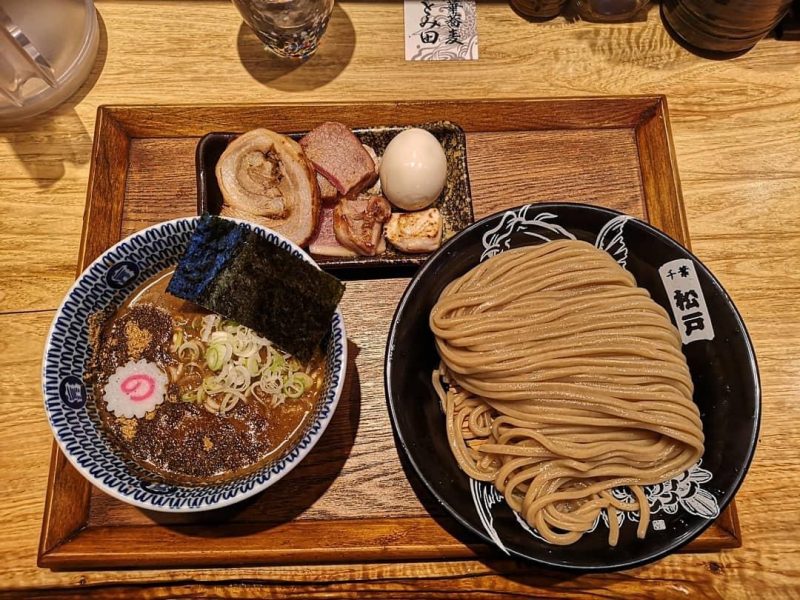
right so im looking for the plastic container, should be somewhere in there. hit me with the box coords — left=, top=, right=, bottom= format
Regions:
left=0, top=0, right=99, bottom=123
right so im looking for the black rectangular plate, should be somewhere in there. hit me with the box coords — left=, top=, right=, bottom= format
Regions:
left=196, top=121, right=474, bottom=274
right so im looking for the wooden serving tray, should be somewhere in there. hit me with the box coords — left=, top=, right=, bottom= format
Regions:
left=39, top=98, right=741, bottom=570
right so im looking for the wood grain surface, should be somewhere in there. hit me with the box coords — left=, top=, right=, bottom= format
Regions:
left=1, top=0, right=799, bottom=597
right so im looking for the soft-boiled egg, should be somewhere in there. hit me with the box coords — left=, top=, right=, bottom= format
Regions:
left=379, top=128, right=447, bottom=211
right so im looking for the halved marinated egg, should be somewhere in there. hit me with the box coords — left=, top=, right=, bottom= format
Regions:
left=379, top=128, right=447, bottom=211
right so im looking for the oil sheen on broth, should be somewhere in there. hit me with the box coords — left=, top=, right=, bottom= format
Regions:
left=87, top=267, right=325, bottom=486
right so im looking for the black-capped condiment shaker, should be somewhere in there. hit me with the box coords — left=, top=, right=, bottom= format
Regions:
left=662, top=0, right=794, bottom=53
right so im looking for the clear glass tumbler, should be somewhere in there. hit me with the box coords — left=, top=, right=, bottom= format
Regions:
left=232, top=0, right=334, bottom=60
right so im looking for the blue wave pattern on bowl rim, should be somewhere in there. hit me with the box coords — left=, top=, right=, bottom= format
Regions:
left=42, top=217, right=345, bottom=512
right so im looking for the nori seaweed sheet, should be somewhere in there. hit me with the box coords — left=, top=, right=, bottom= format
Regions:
left=167, top=215, right=345, bottom=361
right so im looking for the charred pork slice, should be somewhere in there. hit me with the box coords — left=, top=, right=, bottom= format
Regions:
left=309, top=202, right=357, bottom=257
left=216, top=128, right=320, bottom=246
left=316, top=173, right=339, bottom=203
left=300, top=122, right=377, bottom=196
left=333, top=195, right=391, bottom=256
left=384, top=208, right=443, bottom=253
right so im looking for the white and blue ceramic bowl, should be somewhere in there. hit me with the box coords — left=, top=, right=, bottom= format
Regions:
left=42, top=217, right=347, bottom=513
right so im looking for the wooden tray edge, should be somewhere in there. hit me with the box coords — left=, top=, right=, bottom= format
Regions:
left=38, top=510, right=740, bottom=570
left=634, top=96, right=690, bottom=246
left=40, top=104, right=131, bottom=567
left=634, top=96, right=741, bottom=547
left=39, top=517, right=481, bottom=570
left=97, top=96, right=666, bottom=138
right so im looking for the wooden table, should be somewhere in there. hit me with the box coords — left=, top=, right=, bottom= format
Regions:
left=1, top=1, right=798, bottom=597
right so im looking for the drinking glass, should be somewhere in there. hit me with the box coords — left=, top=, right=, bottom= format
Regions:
left=232, top=0, right=335, bottom=60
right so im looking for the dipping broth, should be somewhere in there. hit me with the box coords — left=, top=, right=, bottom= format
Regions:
left=86, top=267, right=326, bottom=486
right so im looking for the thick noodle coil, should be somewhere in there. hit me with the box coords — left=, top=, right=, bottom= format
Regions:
left=429, top=240, right=704, bottom=546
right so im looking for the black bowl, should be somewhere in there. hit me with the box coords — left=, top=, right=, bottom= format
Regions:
left=385, top=202, right=760, bottom=572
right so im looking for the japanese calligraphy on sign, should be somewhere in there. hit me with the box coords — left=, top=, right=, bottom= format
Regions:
left=659, top=258, right=715, bottom=344
left=404, top=0, right=478, bottom=61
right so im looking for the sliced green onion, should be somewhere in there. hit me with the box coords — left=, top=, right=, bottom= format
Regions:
left=177, top=311, right=315, bottom=415
left=246, top=355, right=260, bottom=376
left=171, top=329, right=183, bottom=352
left=206, top=345, right=224, bottom=371
left=203, top=376, right=222, bottom=392
left=178, top=340, right=201, bottom=361
left=211, top=331, right=232, bottom=343
left=270, top=353, right=285, bottom=372
left=294, top=372, right=313, bottom=388
left=284, top=380, right=304, bottom=398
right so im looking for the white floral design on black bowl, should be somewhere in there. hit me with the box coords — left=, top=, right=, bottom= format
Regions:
left=42, top=217, right=347, bottom=512
left=385, top=203, right=760, bottom=572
